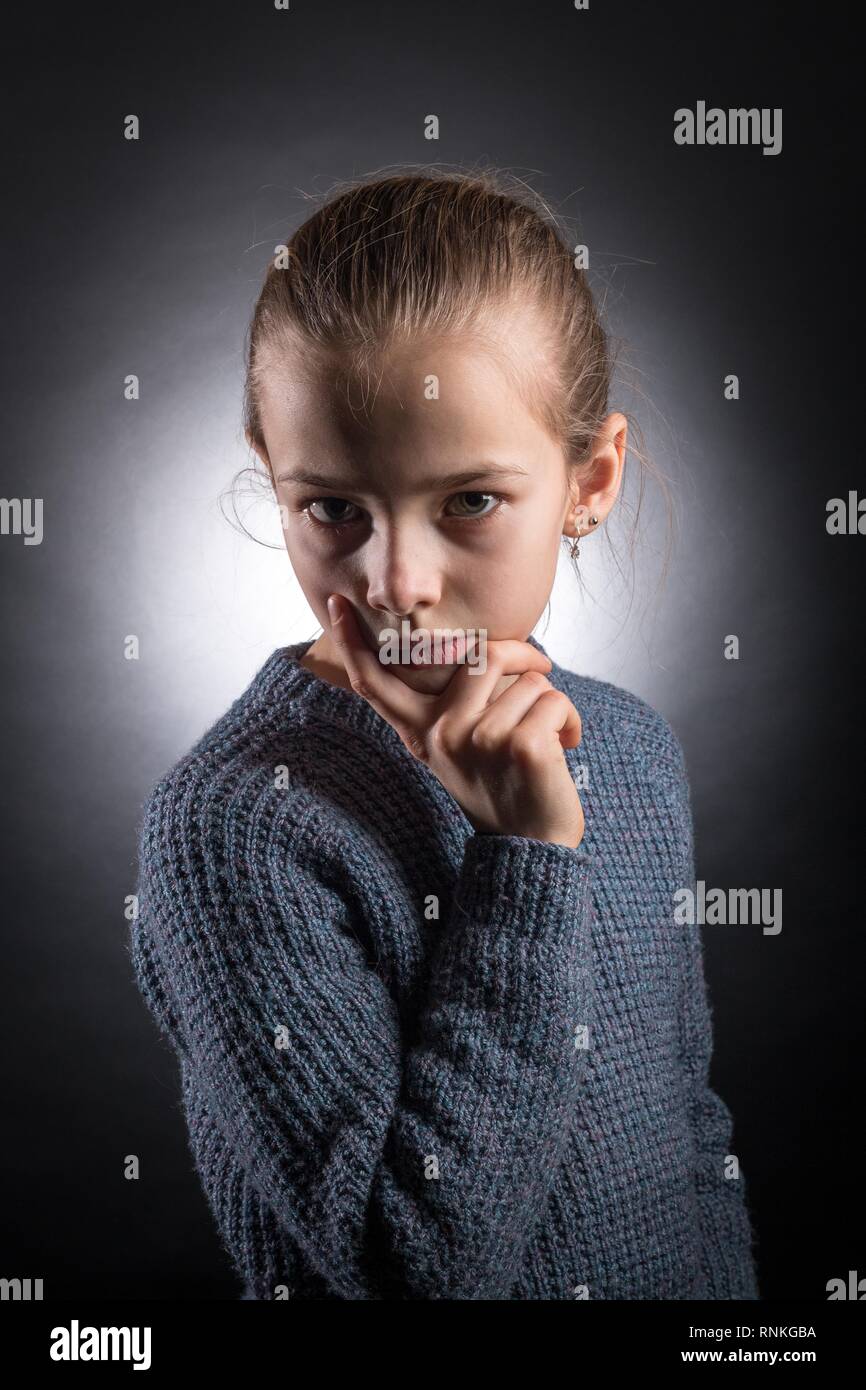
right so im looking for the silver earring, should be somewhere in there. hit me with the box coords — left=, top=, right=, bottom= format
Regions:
left=569, top=514, right=599, bottom=560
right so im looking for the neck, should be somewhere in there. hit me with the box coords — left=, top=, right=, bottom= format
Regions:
left=299, top=634, right=356, bottom=692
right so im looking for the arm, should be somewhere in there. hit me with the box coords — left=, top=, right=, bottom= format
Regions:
left=129, top=778, right=595, bottom=1300
left=664, top=735, right=761, bottom=1299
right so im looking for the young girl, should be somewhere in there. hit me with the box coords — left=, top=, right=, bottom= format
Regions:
left=129, top=169, right=761, bottom=1300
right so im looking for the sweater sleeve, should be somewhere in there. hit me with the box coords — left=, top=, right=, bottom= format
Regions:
left=129, top=776, right=595, bottom=1300
left=665, top=735, right=761, bottom=1300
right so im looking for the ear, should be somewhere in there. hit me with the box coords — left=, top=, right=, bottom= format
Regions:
left=566, top=466, right=584, bottom=509
left=564, top=413, right=627, bottom=535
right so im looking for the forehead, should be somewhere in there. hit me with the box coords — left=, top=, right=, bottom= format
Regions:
left=256, top=325, right=558, bottom=465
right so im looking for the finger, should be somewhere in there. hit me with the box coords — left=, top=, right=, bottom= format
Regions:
left=435, top=638, right=553, bottom=720
left=509, top=688, right=583, bottom=754
left=326, top=594, right=434, bottom=733
left=470, top=671, right=558, bottom=746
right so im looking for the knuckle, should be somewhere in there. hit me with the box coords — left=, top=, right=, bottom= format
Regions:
left=509, top=727, right=545, bottom=762
left=349, top=676, right=370, bottom=699
left=469, top=721, right=498, bottom=754
left=428, top=720, right=447, bottom=752
left=522, top=669, right=550, bottom=689
left=559, top=694, right=582, bottom=739
left=430, top=720, right=459, bottom=757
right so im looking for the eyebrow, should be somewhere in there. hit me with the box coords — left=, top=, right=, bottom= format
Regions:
left=275, top=462, right=531, bottom=491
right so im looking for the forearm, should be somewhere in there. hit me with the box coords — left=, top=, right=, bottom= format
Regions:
left=132, top=810, right=595, bottom=1299
left=368, top=832, right=595, bottom=1298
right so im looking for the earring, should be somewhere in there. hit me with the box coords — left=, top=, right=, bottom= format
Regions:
left=569, top=513, right=599, bottom=560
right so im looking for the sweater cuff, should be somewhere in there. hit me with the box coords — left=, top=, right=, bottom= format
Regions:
left=453, top=832, right=593, bottom=941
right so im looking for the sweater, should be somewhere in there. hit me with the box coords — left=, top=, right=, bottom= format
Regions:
left=128, top=633, right=761, bottom=1300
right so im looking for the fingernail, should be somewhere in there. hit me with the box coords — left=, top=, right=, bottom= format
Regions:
left=327, top=596, right=340, bottom=625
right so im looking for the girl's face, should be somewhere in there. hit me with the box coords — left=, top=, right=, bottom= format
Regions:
left=253, top=330, right=624, bottom=695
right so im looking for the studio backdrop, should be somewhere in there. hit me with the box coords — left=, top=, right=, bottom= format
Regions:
left=1, top=0, right=861, bottom=1310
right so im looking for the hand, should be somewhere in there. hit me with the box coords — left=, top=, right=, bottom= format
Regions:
left=326, top=595, right=585, bottom=849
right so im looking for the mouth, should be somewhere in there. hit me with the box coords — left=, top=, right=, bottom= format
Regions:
left=403, top=636, right=465, bottom=667
left=364, top=625, right=472, bottom=667
left=393, top=658, right=451, bottom=668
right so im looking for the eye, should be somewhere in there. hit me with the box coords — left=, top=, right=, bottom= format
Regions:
left=306, top=498, right=362, bottom=527
left=301, top=490, right=504, bottom=533
left=445, top=491, right=502, bottom=522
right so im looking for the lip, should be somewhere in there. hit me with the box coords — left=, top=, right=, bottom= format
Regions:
left=379, top=653, right=456, bottom=668
left=364, top=627, right=468, bottom=667
left=393, top=659, right=453, bottom=668
left=358, top=633, right=467, bottom=669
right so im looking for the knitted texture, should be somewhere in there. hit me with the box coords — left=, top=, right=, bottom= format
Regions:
left=128, top=634, right=761, bottom=1300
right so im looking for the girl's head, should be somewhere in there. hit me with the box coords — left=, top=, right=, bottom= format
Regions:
left=243, top=168, right=644, bottom=693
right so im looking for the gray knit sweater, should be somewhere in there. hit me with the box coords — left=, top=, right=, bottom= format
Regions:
left=128, top=634, right=760, bottom=1300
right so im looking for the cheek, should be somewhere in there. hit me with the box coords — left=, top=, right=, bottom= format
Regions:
left=517, top=504, right=565, bottom=578
left=485, top=509, right=561, bottom=617
left=283, top=532, right=366, bottom=617
left=285, top=528, right=343, bottom=585
left=467, top=506, right=560, bottom=591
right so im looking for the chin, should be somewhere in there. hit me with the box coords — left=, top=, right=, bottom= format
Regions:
left=390, top=664, right=456, bottom=694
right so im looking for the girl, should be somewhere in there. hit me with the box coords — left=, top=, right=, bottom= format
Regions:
left=130, top=169, right=761, bottom=1300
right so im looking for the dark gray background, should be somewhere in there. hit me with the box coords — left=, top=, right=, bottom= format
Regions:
left=1, top=0, right=860, bottom=1299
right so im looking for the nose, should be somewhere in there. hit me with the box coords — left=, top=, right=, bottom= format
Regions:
left=364, top=521, right=441, bottom=618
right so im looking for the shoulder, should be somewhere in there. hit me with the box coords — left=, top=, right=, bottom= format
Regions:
left=550, top=660, right=687, bottom=784
left=132, top=733, right=357, bottom=998
left=548, top=662, right=695, bottom=874
left=134, top=653, right=326, bottom=896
